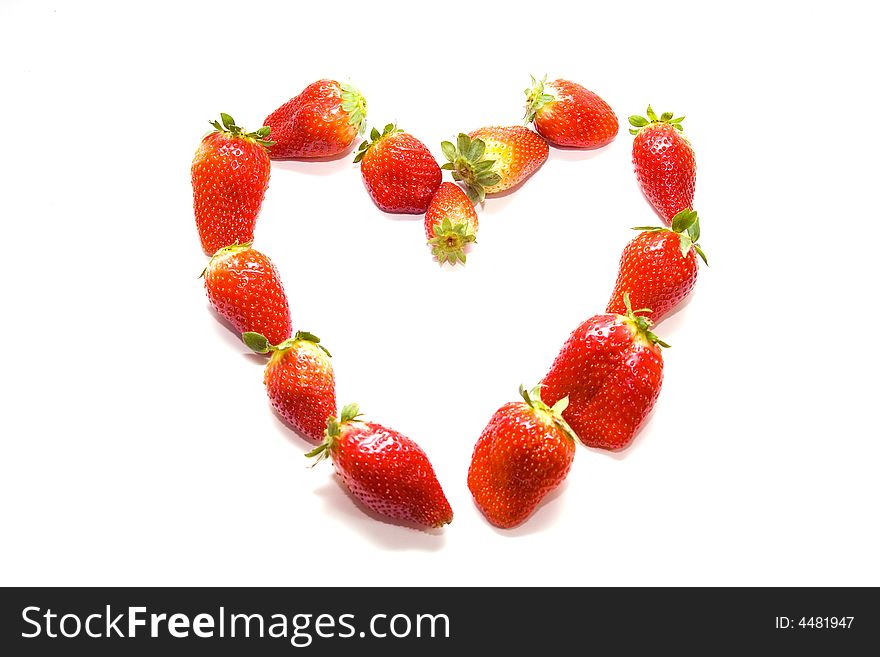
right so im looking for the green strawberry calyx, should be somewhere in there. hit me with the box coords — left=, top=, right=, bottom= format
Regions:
left=305, top=403, right=363, bottom=464
left=440, top=133, right=502, bottom=204
left=242, top=330, right=332, bottom=358
left=632, top=209, right=708, bottom=265
left=523, top=75, right=557, bottom=124
left=199, top=241, right=253, bottom=278
left=428, top=216, right=477, bottom=266
left=209, top=113, right=275, bottom=148
left=353, top=123, right=402, bottom=163
left=339, top=82, right=368, bottom=136
left=620, top=292, right=671, bottom=349
left=628, top=105, right=685, bottom=136
left=519, top=384, right=579, bottom=444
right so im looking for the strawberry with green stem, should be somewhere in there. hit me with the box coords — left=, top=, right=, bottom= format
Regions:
left=243, top=331, right=336, bottom=444
left=263, top=79, right=367, bottom=159
left=523, top=75, right=618, bottom=148
left=629, top=105, right=695, bottom=225
left=541, top=294, right=667, bottom=451
left=307, top=404, right=453, bottom=528
left=354, top=123, right=441, bottom=214
left=191, top=113, right=273, bottom=254
left=607, top=209, right=708, bottom=323
left=425, top=182, right=478, bottom=265
left=441, top=127, right=548, bottom=203
left=202, top=243, right=291, bottom=346
left=468, top=384, right=577, bottom=529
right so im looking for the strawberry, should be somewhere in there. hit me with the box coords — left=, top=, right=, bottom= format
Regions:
left=242, top=331, right=335, bottom=443
left=629, top=105, right=696, bottom=225
left=524, top=76, right=618, bottom=148
left=425, top=182, right=478, bottom=265
left=263, top=79, right=367, bottom=159
left=607, top=209, right=708, bottom=323
left=468, top=385, right=577, bottom=529
left=541, top=295, right=667, bottom=451
left=441, top=128, right=549, bottom=203
left=191, top=113, right=272, bottom=254
left=307, top=405, right=453, bottom=528
left=202, top=243, right=291, bottom=346
left=354, top=124, right=442, bottom=214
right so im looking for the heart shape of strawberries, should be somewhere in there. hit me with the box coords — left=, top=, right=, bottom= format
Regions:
left=192, top=78, right=704, bottom=531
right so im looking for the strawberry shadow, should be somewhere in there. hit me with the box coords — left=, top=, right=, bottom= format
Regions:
left=475, top=139, right=612, bottom=212
left=374, top=208, right=425, bottom=223
left=270, top=150, right=354, bottom=176
left=475, top=182, right=532, bottom=218
left=311, top=478, right=448, bottom=551
left=547, top=141, right=616, bottom=162
left=474, top=162, right=549, bottom=217
left=361, top=191, right=430, bottom=223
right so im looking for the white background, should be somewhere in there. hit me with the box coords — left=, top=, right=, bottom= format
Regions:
left=1, top=0, right=878, bottom=587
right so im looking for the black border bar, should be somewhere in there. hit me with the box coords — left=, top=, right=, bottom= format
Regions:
left=1, top=587, right=876, bottom=654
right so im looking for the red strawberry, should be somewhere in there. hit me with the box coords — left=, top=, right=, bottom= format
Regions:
left=607, top=209, right=708, bottom=323
left=468, top=385, right=576, bottom=529
left=202, top=243, right=291, bottom=346
left=441, top=127, right=548, bottom=203
left=629, top=105, right=696, bottom=225
left=191, top=113, right=272, bottom=254
left=263, top=79, right=367, bottom=159
left=425, top=182, right=478, bottom=265
left=354, top=124, right=442, bottom=214
left=307, top=404, right=453, bottom=528
left=524, top=76, right=618, bottom=148
left=242, top=331, right=335, bottom=443
left=541, top=296, right=667, bottom=451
